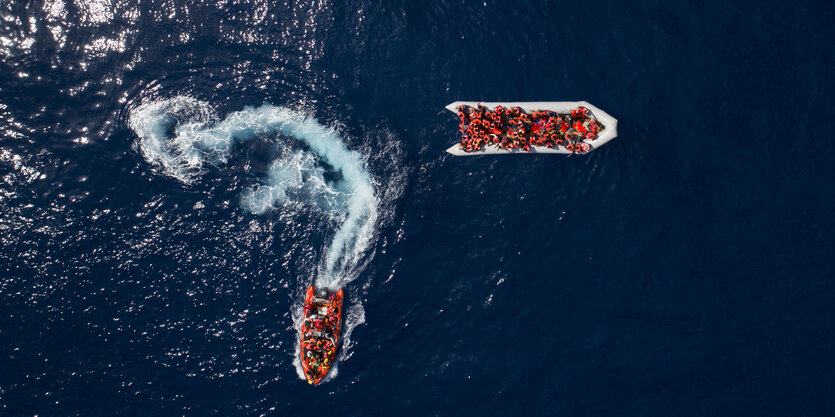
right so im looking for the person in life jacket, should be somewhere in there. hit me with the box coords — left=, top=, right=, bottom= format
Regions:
left=457, top=107, right=602, bottom=153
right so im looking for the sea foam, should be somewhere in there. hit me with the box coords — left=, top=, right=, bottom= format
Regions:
left=128, top=96, right=378, bottom=287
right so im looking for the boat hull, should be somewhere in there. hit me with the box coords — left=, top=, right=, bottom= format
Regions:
left=445, top=101, right=618, bottom=156
left=299, top=286, right=344, bottom=385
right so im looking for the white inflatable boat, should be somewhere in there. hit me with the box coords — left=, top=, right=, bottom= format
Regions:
left=445, top=101, right=618, bottom=156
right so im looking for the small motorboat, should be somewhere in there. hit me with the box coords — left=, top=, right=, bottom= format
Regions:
left=299, top=285, right=344, bottom=385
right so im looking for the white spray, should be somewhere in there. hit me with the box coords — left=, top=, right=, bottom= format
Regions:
left=128, top=96, right=378, bottom=286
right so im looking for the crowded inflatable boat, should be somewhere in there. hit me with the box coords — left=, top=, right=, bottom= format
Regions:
left=299, top=285, right=344, bottom=385
left=445, top=101, right=618, bottom=156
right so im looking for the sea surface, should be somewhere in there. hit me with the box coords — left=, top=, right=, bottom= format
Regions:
left=2, top=1, right=835, bottom=415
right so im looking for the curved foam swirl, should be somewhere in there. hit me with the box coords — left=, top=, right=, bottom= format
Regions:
left=128, top=96, right=377, bottom=285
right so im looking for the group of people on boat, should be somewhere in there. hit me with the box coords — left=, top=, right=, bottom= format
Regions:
left=456, top=104, right=602, bottom=153
left=301, top=296, right=340, bottom=380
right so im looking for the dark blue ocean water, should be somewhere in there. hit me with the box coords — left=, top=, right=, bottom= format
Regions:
left=2, top=0, right=835, bottom=415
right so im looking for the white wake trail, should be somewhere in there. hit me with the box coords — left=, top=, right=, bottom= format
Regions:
left=128, top=96, right=378, bottom=287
